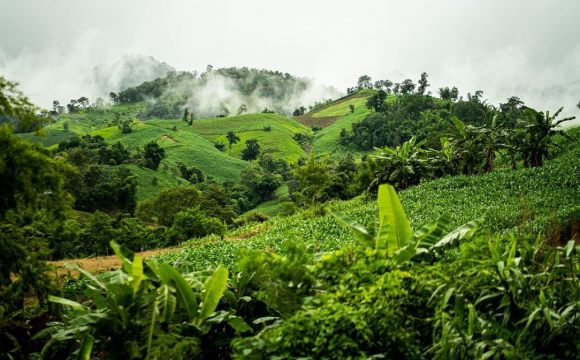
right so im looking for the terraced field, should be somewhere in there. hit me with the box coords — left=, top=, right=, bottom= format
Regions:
left=190, top=113, right=310, bottom=162
left=96, top=120, right=250, bottom=184
left=295, top=92, right=374, bottom=129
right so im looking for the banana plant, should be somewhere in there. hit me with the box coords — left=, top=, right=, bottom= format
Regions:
left=331, top=184, right=481, bottom=264
left=45, top=241, right=250, bottom=360
left=370, top=136, right=428, bottom=190
left=516, top=107, right=576, bottom=167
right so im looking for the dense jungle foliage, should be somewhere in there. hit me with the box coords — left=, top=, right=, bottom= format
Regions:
left=1, top=71, right=580, bottom=360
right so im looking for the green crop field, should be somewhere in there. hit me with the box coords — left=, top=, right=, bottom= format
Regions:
left=17, top=129, right=74, bottom=147
left=99, top=121, right=250, bottom=184
left=312, top=96, right=370, bottom=117
left=190, top=113, right=310, bottom=162
left=155, top=128, right=580, bottom=271
left=50, top=102, right=147, bottom=134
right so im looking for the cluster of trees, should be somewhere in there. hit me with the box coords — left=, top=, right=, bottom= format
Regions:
left=107, top=66, right=325, bottom=119
left=340, top=73, right=539, bottom=153
left=359, top=106, right=575, bottom=191
left=346, top=73, right=430, bottom=96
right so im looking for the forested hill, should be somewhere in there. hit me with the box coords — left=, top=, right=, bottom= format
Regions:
left=109, top=66, right=342, bottom=119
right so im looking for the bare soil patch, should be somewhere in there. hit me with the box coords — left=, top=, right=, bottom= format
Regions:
left=295, top=93, right=371, bottom=128
left=162, top=135, right=178, bottom=142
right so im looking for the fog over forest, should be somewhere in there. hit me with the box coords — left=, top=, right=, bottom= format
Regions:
left=1, top=0, right=579, bottom=123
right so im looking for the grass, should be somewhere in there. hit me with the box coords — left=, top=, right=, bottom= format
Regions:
left=17, top=129, right=74, bottom=147
left=50, top=103, right=147, bottom=135
left=100, top=120, right=250, bottom=184
left=154, top=127, right=580, bottom=271
left=128, top=165, right=187, bottom=201
left=190, top=113, right=309, bottom=162
left=311, top=94, right=397, bottom=159
left=312, top=96, right=370, bottom=118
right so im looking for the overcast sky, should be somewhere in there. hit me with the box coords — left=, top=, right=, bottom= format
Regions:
left=1, top=0, right=579, bottom=122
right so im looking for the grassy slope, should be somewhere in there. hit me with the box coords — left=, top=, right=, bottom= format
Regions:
left=311, top=94, right=396, bottom=159
left=18, top=129, right=73, bottom=148
left=155, top=128, right=580, bottom=270
left=128, top=165, right=187, bottom=202
left=16, top=103, right=147, bottom=147
left=191, top=113, right=309, bottom=163
left=51, top=103, right=147, bottom=134
left=99, top=120, right=249, bottom=184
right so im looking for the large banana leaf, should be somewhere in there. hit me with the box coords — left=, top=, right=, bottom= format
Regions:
left=393, top=213, right=450, bottom=263
left=157, top=284, right=177, bottom=323
left=330, top=208, right=374, bottom=246
left=377, top=184, right=412, bottom=254
left=196, top=266, right=229, bottom=325
left=74, top=334, right=94, bottom=360
left=48, top=296, right=87, bottom=311
left=158, top=264, right=198, bottom=321
left=129, top=255, right=143, bottom=294
left=432, top=218, right=483, bottom=249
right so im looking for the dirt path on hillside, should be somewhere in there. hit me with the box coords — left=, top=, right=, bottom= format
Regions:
left=162, top=134, right=178, bottom=142
left=295, top=93, right=372, bottom=128
left=48, top=233, right=259, bottom=276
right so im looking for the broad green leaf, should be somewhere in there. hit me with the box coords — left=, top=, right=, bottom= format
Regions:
left=142, top=302, right=158, bottom=360
left=566, top=240, right=575, bottom=257
left=228, top=317, right=253, bottom=333
left=432, top=218, right=483, bottom=249
left=330, top=208, right=374, bottom=246
left=75, top=334, right=94, bottom=360
left=65, top=263, right=105, bottom=290
left=130, top=255, right=143, bottom=293
left=106, top=283, right=134, bottom=309
left=157, top=285, right=176, bottom=323
left=377, top=184, right=412, bottom=253
left=451, top=116, right=466, bottom=136
left=48, top=296, right=86, bottom=311
left=410, top=213, right=451, bottom=248
left=110, top=240, right=135, bottom=273
left=197, top=266, right=229, bottom=325
left=159, top=264, right=198, bottom=321
left=375, top=215, right=390, bottom=251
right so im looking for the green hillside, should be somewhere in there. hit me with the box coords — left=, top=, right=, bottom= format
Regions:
left=128, top=165, right=187, bottom=201
left=190, top=113, right=310, bottom=162
left=51, top=103, right=147, bottom=134
left=155, top=127, right=580, bottom=270
left=95, top=120, right=250, bottom=184
left=17, top=129, right=73, bottom=147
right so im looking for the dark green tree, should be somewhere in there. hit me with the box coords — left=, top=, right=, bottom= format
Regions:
left=417, top=72, right=429, bottom=95
left=241, top=139, right=260, bottom=162
left=183, top=108, right=189, bottom=122
left=143, top=141, right=165, bottom=170
left=226, top=131, right=240, bottom=155
left=214, top=141, right=226, bottom=152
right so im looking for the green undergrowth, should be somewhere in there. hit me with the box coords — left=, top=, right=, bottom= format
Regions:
left=154, top=127, right=580, bottom=271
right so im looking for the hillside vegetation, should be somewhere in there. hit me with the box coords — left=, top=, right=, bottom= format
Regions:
left=99, top=120, right=250, bottom=184
left=191, top=113, right=309, bottom=162
left=155, top=127, right=580, bottom=269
